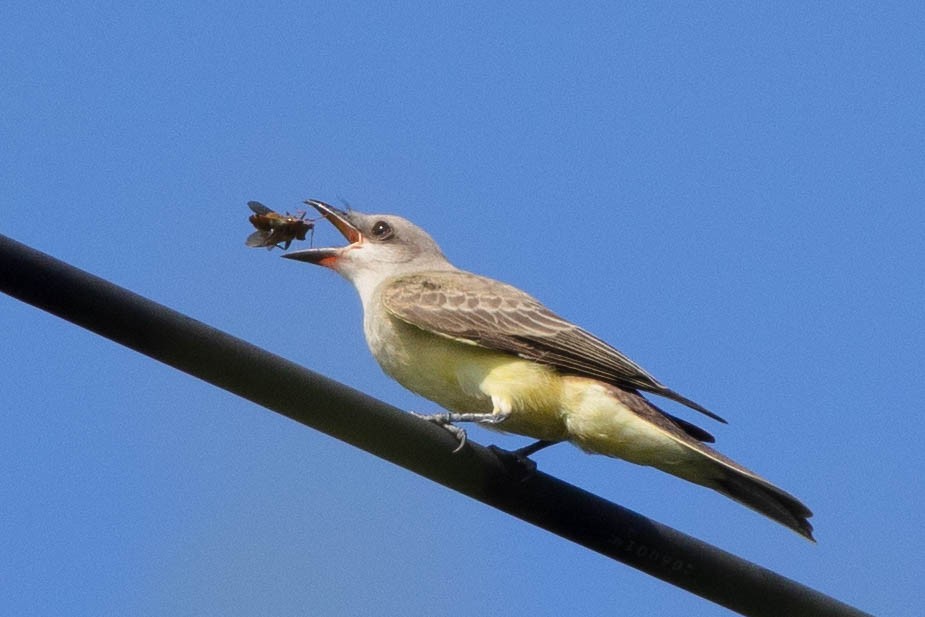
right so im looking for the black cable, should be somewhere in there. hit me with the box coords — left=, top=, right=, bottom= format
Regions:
left=0, top=234, right=873, bottom=617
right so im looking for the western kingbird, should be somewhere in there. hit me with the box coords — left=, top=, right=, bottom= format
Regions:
left=284, top=200, right=814, bottom=540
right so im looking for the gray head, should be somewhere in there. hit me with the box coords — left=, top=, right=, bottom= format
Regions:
left=283, top=200, right=454, bottom=296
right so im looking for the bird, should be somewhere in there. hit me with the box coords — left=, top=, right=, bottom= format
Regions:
left=283, top=199, right=814, bottom=540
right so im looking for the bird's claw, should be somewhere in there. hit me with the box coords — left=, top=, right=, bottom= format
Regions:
left=445, top=424, right=468, bottom=453
left=410, top=412, right=469, bottom=452
left=488, top=440, right=561, bottom=480
left=488, top=445, right=538, bottom=480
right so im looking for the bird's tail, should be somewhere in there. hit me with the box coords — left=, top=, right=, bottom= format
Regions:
left=649, top=398, right=815, bottom=540
left=565, top=383, right=814, bottom=539
left=707, top=463, right=815, bottom=541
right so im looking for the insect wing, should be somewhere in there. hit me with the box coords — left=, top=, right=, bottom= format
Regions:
left=246, top=229, right=274, bottom=248
left=248, top=201, right=273, bottom=216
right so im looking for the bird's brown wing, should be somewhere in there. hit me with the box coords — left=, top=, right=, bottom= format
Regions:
left=379, top=270, right=726, bottom=423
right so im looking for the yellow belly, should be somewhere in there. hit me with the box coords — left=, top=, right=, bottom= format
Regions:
left=367, top=314, right=569, bottom=441
left=366, top=312, right=697, bottom=465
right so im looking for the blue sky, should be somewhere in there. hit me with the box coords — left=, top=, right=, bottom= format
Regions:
left=2, top=3, right=922, bottom=615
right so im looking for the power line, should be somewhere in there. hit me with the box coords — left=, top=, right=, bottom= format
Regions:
left=0, top=234, right=872, bottom=617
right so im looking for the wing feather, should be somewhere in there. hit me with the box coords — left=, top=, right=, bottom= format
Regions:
left=380, top=271, right=726, bottom=423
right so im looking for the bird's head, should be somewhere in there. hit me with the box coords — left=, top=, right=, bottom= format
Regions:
left=284, top=200, right=453, bottom=294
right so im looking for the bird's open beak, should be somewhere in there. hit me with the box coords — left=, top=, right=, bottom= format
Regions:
left=282, top=200, right=362, bottom=267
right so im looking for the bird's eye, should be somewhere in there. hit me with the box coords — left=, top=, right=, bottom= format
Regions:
left=371, top=220, right=393, bottom=239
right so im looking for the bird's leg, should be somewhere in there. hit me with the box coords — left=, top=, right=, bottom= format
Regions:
left=513, top=439, right=560, bottom=458
left=409, top=411, right=511, bottom=453
left=444, top=411, right=511, bottom=425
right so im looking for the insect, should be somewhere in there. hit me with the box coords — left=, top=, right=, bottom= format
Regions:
left=246, top=201, right=314, bottom=250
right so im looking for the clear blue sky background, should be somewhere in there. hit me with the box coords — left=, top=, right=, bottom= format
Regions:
left=2, top=3, right=922, bottom=616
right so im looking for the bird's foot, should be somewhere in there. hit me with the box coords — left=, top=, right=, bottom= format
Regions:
left=409, top=411, right=512, bottom=453
left=487, top=440, right=561, bottom=481
left=409, top=412, right=469, bottom=453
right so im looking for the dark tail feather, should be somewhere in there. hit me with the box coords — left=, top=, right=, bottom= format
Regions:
left=662, top=411, right=715, bottom=443
left=714, top=471, right=815, bottom=541
left=659, top=387, right=728, bottom=424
